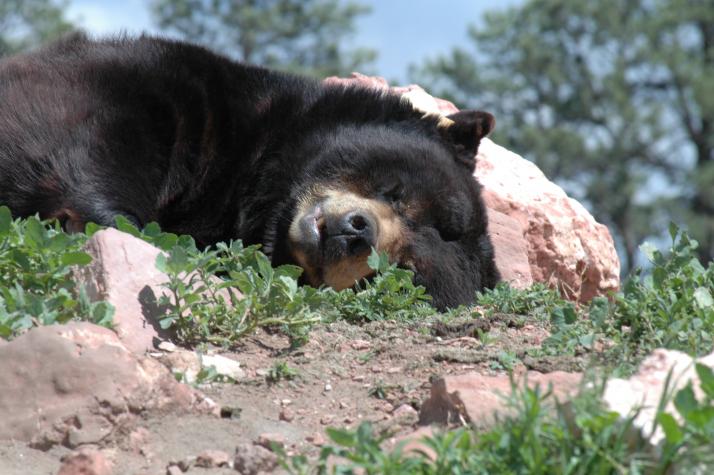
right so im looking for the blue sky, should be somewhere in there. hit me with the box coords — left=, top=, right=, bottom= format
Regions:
left=66, top=0, right=521, bottom=83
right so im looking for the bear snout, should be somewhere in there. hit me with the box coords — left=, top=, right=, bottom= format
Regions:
left=323, top=210, right=377, bottom=258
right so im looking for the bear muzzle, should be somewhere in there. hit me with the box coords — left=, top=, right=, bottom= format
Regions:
left=295, top=203, right=377, bottom=262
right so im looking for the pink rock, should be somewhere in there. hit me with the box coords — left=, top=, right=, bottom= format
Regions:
left=57, top=448, right=112, bottom=475
left=419, top=371, right=582, bottom=428
left=322, top=74, right=620, bottom=301
left=74, top=228, right=172, bottom=354
left=486, top=209, right=533, bottom=289
left=604, top=349, right=714, bottom=446
left=0, top=322, right=213, bottom=449
left=475, top=139, right=620, bottom=301
left=391, top=426, right=437, bottom=460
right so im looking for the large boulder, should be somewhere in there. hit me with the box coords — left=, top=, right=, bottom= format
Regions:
left=0, top=322, right=215, bottom=449
left=475, top=139, right=620, bottom=301
left=324, top=73, right=620, bottom=300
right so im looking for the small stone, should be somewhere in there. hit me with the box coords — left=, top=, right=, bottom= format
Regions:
left=339, top=400, right=349, bottom=409
left=351, top=375, right=365, bottom=382
left=281, top=399, right=292, bottom=406
left=370, top=365, right=382, bottom=373
left=343, top=416, right=354, bottom=424
left=393, top=404, right=418, bottom=418
left=280, top=407, right=295, bottom=422
left=166, top=465, right=183, bottom=475
left=201, top=354, right=246, bottom=380
left=351, top=339, right=371, bottom=350
left=256, top=368, right=269, bottom=377
left=306, top=432, right=325, bottom=446
left=324, top=383, right=333, bottom=392
left=320, top=415, right=334, bottom=425
left=234, top=443, right=278, bottom=475
left=257, top=433, right=286, bottom=450
left=196, top=449, right=231, bottom=468
left=57, top=449, right=112, bottom=475
left=158, top=341, right=177, bottom=352
left=387, top=367, right=402, bottom=374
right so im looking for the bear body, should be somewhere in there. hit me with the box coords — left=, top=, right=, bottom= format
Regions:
left=0, top=34, right=499, bottom=309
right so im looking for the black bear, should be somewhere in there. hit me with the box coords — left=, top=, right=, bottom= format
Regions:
left=0, top=34, right=499, bottom=310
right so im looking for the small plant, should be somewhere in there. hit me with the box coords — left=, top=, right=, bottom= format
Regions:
left=334, top=250, right=434, bottom=322
left=609, top=224, right=714, bottom=361
left=476, top=281, right=567, bottom=318
left=367, top=380, right=389, bottom=400
left=266, top=361, right=299, bottom=383
left=0, top=206, right=113, bottom=339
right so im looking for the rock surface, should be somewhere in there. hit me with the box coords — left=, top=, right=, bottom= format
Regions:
left=74, top=228, right=171, bottom=355
left=486, top=209, right=534, bottom=289
left=603, top=348, right=714, bottom=446
left=323, top=74, right=620, bottom=300
left=419, top=371, right=582, bottom=428
left=0, top=322, right=214, bottom=449
left=475, top=139, right=620, bottom=301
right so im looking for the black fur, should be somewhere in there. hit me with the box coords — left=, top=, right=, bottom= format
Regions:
left=0, top=34, right=499, bottom=309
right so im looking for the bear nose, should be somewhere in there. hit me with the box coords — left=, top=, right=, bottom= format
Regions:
left=325, top=211, right=376, bottom=256
left=341, top=211, right=371, bottom=236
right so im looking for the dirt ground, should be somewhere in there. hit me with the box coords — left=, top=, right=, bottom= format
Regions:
left=0, top=310, right=586, bottom=474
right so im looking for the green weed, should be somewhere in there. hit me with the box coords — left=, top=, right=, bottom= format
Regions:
left=0, top=206, right=113, bottom=339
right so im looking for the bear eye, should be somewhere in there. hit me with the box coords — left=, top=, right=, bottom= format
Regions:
left=381, top=184, right=403, bottom=204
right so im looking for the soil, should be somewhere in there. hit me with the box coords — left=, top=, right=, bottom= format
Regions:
left=0, top=310, right=586, bottom=474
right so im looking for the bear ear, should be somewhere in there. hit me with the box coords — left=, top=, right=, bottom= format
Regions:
left=438, top=110, right=495, bottom=171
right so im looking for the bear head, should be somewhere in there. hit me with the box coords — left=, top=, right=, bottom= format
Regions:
left=275, top=106, right=499, bottom=310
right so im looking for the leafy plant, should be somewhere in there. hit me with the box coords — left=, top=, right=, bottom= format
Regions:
left=476, top=282, right=568, bottom=319
left=610, top=224, right=714, bottom=361
left=657, top=363, right=714, bottom=471
left=266, top=361, right=299, bottom=384
left=334, top=250, right=433, bottom=322
left=0, top=206, right=113, bottom=339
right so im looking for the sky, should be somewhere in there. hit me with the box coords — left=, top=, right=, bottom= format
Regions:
left=66, top=0, right=522, bottom=84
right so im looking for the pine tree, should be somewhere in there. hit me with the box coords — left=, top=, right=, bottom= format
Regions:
left=151, top=0, right=376, bottom=77
left=0, top=0, right=73, bottom=57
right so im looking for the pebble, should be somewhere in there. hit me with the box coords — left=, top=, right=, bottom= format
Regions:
left=195, top=449, right=231, bottom=468
left=306, top=432, right=325, bottom=446
left=279, top=407, right=295, bottom=422
left=157, top=341, right=177, bottom=352
left=351, top=339, right=371, bottom=350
